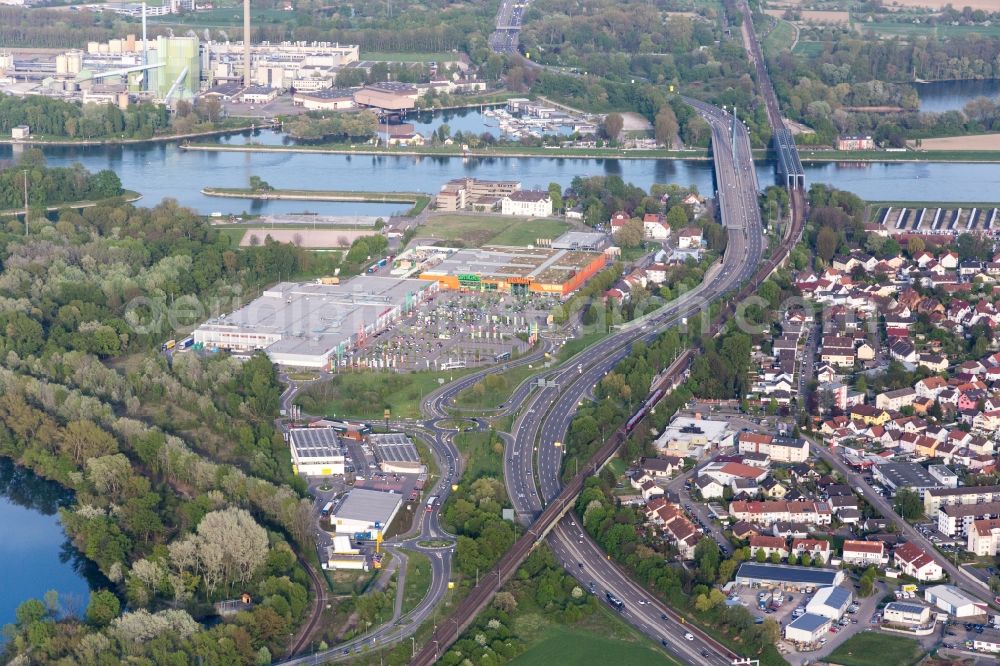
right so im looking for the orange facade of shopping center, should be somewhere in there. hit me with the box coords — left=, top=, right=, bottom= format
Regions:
left=419, top=252, right=607, bottom=298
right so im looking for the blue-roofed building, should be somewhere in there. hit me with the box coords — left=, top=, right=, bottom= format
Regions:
left=883, top=601, right=932, bottom=627
left=784, top=613, right=832, bottom=644
left=806, top=585, right=853, bottom=620
left=734, top=562, right=844, bottom=591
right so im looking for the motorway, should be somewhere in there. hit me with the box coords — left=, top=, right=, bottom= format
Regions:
left=504, top=101, right=765, bottom=666
left=488, top=0, right=525, bottom=54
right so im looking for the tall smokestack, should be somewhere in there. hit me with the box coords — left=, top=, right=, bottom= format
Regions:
left=243, top=0, right=251, bottom=88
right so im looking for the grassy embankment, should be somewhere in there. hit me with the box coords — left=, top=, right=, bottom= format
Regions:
left=762, top=19, right=797, bottom=56
left=420, top=213, right=569, bottom=247
left=182, top=141, right=713, bottom=160
left=400, top=551, right=433, bottom=615
left=202, top=186, right=431, bottom=217
left=294, top=369, right=476, bottom=421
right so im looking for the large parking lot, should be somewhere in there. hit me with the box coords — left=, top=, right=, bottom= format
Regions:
left=351, top=290, right=561, bottom=371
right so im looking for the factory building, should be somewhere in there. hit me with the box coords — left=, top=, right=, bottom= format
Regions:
left=354, top=82, right=419, bottom=112
left=883, top=601, right=932, bottom=628
left=734, top=563, right=845, bottom=591
left=924, top=585, right=988, bottom=618
left=145, top=36, right=200, bottom=100
left=293, top=87, right=357, bottom=110
left=193, top=275, right=439, bottom=370
left=206, top=41, right=359, bottom=91
left=288, top=427, right=345, bottom=477
left=784, top=613, right=832, bottom=644
left=805, top=585, right=853, bottom=621
left=370, top=433, right=424, bottom=474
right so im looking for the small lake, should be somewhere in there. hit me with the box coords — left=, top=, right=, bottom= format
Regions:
left=0, top=459, right=97, bottom=628
left=916, top=79, right=1000, bottom=113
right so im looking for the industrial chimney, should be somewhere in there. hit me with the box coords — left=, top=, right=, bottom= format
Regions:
left=243, top=0, right=251, bottom=87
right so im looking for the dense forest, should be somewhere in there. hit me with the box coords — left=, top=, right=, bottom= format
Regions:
left=0, top=2, right=497, bottom=63
left=765, top=22, right=1000, bottom=143
left=0, top=156, right=122, bottom=210
left=0, top=96, right=234, bottom=140
left=0, top=157, right=340, bottom=663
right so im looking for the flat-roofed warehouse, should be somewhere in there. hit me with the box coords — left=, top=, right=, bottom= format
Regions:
left=288, top=427, right=345, bottom=477
left=354, top=82, right=418, bottom=112
left=329, top=488, right=403, bottom=535
left=734, top=563, right=845, bottom=590
left=408, top=245, right=608, bottom=297
left=193, top=275, right=438, bottom=370
left=370, top=433, right=423, bottom=474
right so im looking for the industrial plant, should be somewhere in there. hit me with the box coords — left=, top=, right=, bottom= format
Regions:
left=0, top=0, right=362, bottom=107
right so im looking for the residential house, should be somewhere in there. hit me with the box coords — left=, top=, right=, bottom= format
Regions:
left=729, top=500, right=832, bottom=526
left=640, top=456, right=683, bottom=479
left=749, top=535, right=790, bottom=559
left=791, top=538, right=830, bottom=560
left=876, top=388, right=917, bottom=411
left=893, top=542, right=943, bottom=582
left=841, top=540, right=887, bottom=566
left=677, top=227, right=703, bottom=249
left=968, top=518, right=1000, bottom=557
left=695, top=476, right=725, bottom=499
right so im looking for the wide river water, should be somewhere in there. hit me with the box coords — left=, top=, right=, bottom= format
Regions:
left=3, top=125, right=999, bottom=216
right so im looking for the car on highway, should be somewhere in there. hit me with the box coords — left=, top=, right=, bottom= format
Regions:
left=661, top=613, right=668, bottom=620
left=684, top=633, right=694, bottom=641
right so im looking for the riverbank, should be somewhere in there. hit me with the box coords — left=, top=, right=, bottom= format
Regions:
left=202, top=187, right=430, bottom=216
left=0, top=190, right=142, bottom=217
left=0, top=123, right=277, bottom=147
left=183, top=142, right=714, bottom=160
left=183, top=141, right=1000, bottom=163
left=797, top=148, right=1000, bottom=163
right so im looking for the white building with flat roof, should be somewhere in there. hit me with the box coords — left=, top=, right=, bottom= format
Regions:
left=785, top=613, right=832, bottom=644
left=329, top=488, right=402, bottom=535
left=654, top=416, right=734, bottom=457
left=883, top=601, right=932, bottom=627
left=194, top=275, right=438, bottom=370
left=806, top=585, right=853, bottom=621
left=924, top=585, right=988, bottom=618
left=370, top=433, right=424, bottom=474
left=288, top=427, right=345, bottom=477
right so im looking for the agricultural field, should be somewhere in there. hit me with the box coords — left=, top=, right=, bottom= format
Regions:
left=912, top=134, right=1000, bottom=151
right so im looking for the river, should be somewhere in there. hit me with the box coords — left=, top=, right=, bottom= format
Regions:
left=2, top=123, right=1000, bottom=215
left=0, top=458, right=98, bottom=628
left=916, top=79, right=1000, bottom=113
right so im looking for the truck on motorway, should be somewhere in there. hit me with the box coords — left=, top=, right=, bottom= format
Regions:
left=162, top=339, right=176, bottom=351
left=321, top=501, right=334, bottom=517
left=605, top=592, right=625, bottom=612
left=426, top=496, right=438, bottom=512
left=179, top=336, right=194, bottom=350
